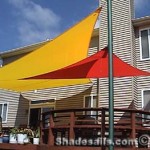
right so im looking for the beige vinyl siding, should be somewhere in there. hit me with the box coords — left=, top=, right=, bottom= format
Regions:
left=89, top=36, right=99, bottom=50
left=0, top=90, right=19, bottom=127
left=99, top=0, right=135, bottom=108
left=0, top=90, right=29, bottom=127
left=130, top=0, right=138, bottom=108
left=55, top=87, right=96, bottom=127
left=134, top=25, right=150, bottom=109
left=56, top=87, right=93, bottom=110
left=23, top=84, right=92, bottom=101
left=130, top=0, right=135, bottom=19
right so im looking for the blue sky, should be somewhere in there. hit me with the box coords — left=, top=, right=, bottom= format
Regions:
left=0, top=0, right=150, bottom=52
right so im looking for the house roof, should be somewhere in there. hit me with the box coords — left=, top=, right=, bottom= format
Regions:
left=0, top=40, right=49, bottom=58
left=132, top=16, right=150, bottom=27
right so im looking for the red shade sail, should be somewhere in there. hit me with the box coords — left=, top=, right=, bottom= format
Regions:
left=24, top=47, right=150, bottom=79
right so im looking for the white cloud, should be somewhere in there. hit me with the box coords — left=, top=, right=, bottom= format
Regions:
left=8, top=0, right=61, bottom=46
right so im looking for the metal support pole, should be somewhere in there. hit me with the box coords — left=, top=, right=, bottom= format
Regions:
left=107, top=0, right=114, bottom=150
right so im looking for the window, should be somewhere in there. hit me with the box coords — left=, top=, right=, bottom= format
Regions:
left=140, top=29, right=150, bottom=60
left=84, top=95, right=97, bottom=116
left=0, top=103, right=8, bottom=122
left=142, top=90, right=150, bottom=122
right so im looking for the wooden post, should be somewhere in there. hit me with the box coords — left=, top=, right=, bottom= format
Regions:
left=48, top=112, right=55, bottom=146
left=101, top=108, right=106, bottom=150
left=69, top=111, right=75, bottom=140
left=131, top=111, right=136, bottom=149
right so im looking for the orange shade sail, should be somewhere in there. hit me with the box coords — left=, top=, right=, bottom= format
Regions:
left=24, top=47, right=150, bottom=79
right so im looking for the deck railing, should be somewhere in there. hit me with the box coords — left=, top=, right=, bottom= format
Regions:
left=41, top=107, right=150, bottom=149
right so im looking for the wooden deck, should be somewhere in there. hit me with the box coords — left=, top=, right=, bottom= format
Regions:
left=0, top=107, right=150, bottom=150
left=40, top=107, right=150, bottom=149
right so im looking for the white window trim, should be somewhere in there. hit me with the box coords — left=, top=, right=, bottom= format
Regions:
left=139, top=28, right=150, bottom=61
left=0, top=102, right=9, bottom=123
left=84, top=94, right=97, bottom=116
left=84, top=94, right=97, bottom=108
left=141, top=89, right=150, bottom=126
left=141, top=89, right=150, bottom=109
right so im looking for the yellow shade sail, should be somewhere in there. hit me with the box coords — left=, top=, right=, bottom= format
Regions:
left=0, top=79, right=90, bottom=92
left=0, top=7, right=101, bottom=92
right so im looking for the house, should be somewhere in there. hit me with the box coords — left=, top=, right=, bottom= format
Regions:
left=0, top=0, right=149, bottom=132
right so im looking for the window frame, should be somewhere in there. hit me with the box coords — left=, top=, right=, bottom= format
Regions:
left=83, top=94, right=97, bottom=116
left=139, top=28, right=150, bottom=60
left=141, top=89, right=150, bottom=110
left=141, top=89, right=150, bottom=125
left=0, top=102, right=9, bottom=123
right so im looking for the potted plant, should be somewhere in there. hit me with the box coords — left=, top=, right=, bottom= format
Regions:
left=17, top=128, right=31, bottom=144
left=33, top=128, right=40, bottom=145
left=2, top=130, right=9, bottom=143
left=24, top=128, right=34, bottom=144
left=9, top=128, right=17, bottom=144
left=16, top=128, right=26, bottom=144
left=0, top=132, right=3, bottom=143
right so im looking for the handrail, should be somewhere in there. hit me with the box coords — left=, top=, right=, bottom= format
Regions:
left=42, top=107, right=150, bottom=115
left=41, top=107, right=150, bottom=147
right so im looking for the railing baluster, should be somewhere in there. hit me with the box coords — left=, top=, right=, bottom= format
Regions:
left=101, top=108, right=106, bottom=150
left=131, top=111, right=136, bottom=149
left=69, top=111, right=75, bottom=140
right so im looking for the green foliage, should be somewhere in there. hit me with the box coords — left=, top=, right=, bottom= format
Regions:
left=33, top=128, right=40, bottom=138
left=9, top=127, right=34, bottom=136
left=9, top=127, right=18, bottom=135
left=9, top=127, right=40, bottom=138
